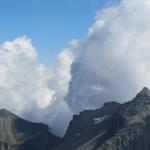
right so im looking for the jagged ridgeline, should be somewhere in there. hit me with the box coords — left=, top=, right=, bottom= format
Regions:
left=1, top=87, right=150, bottom=150
left=0, top=109, right=61, bottom=150
left=53, top=87, right=150, bottom=150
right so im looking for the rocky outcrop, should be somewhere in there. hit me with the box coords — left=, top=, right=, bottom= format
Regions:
left=1, top=87, right=150, bottom=150
left=54, top=87, right=150, bottom=150
left=53, top=102, right=121, bottom=150
left=0, top=109, right=61, bottom=150
left=98, top=87, right=150, bottom=150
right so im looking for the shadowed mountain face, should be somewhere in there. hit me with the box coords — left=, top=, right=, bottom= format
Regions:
left=53, top=87, right=150, bottom=150
left=1, top=87, right=150, bottom=150
left=98, top=87, right=150, bottom=150
left=0, top=109, right=61, bottom=150
left=53, top=102, right=121, bottom=150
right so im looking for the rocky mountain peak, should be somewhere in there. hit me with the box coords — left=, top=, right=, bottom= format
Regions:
left=0, top=109, right=17, bottom=119
left=0, top=109, right=61, bottom=150
left=137, top=87, right=150, bottom=97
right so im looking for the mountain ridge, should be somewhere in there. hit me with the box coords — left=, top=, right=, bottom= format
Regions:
left=0, top=87, right=150, bottom=150
left=0, top=108, right=61, bottom=150
left=53, top=87, right=150, bottom=150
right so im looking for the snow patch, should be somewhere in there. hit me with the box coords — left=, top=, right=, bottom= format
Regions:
left=93, top=115, right=110, bottom=125
left=76, top=133, right=81, bottom=136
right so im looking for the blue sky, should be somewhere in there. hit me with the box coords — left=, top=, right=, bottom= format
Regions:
left=0, top=0, right=118, bottom=64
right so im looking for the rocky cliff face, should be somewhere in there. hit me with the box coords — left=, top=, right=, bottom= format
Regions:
left=0, top=109, right=60, bottom=150
left=98, top=87, right=150, bottom=150
left=0, top=87, right=150, bottom=150
left=53, top=87, right=150, bottom=150
left=53, top=102, right=121, bottom=150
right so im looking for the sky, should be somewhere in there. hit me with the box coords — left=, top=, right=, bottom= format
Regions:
left=0, top=0, right=118, bottom=64
left=1, top=0, right=150, bottom=137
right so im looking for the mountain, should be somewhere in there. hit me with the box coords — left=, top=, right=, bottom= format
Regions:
left=53, top=101, right=121, bottom=150
left=0, top=87, right=150, bottom=150
left=98, top=87, right=150, bottom=150
left=53, top=87, right=150, bottom=150
left=0, top=109, right=60, bottom=150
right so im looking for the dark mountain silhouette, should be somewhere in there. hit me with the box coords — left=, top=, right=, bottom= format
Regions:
left=53, top=87, right=150, bottom=150
left=0, top=109, right=60, bottom=150
left=1, top=87, right=150, bottom=150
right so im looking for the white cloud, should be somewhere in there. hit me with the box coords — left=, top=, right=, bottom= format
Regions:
left=66, top=0, right=150, bottom=113
left=1, top=0, right=150, bottom=138
left=0, top=36, right=74, bottom=137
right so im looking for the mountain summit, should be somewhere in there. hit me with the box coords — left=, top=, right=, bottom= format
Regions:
left=0, top=109, right=60, bottom=150
left=52, top=87, right=150, bottom=150
left=0, top=88, right=150, bottom=150
left=136, top=87, right=150, bottom=97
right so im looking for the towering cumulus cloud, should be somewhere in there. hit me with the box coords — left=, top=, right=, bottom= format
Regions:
left=66, top=0, right=150, bottom=112
left=1, top=0, right=150, bottom=137
left=0, top=37, right=74, bottom=136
